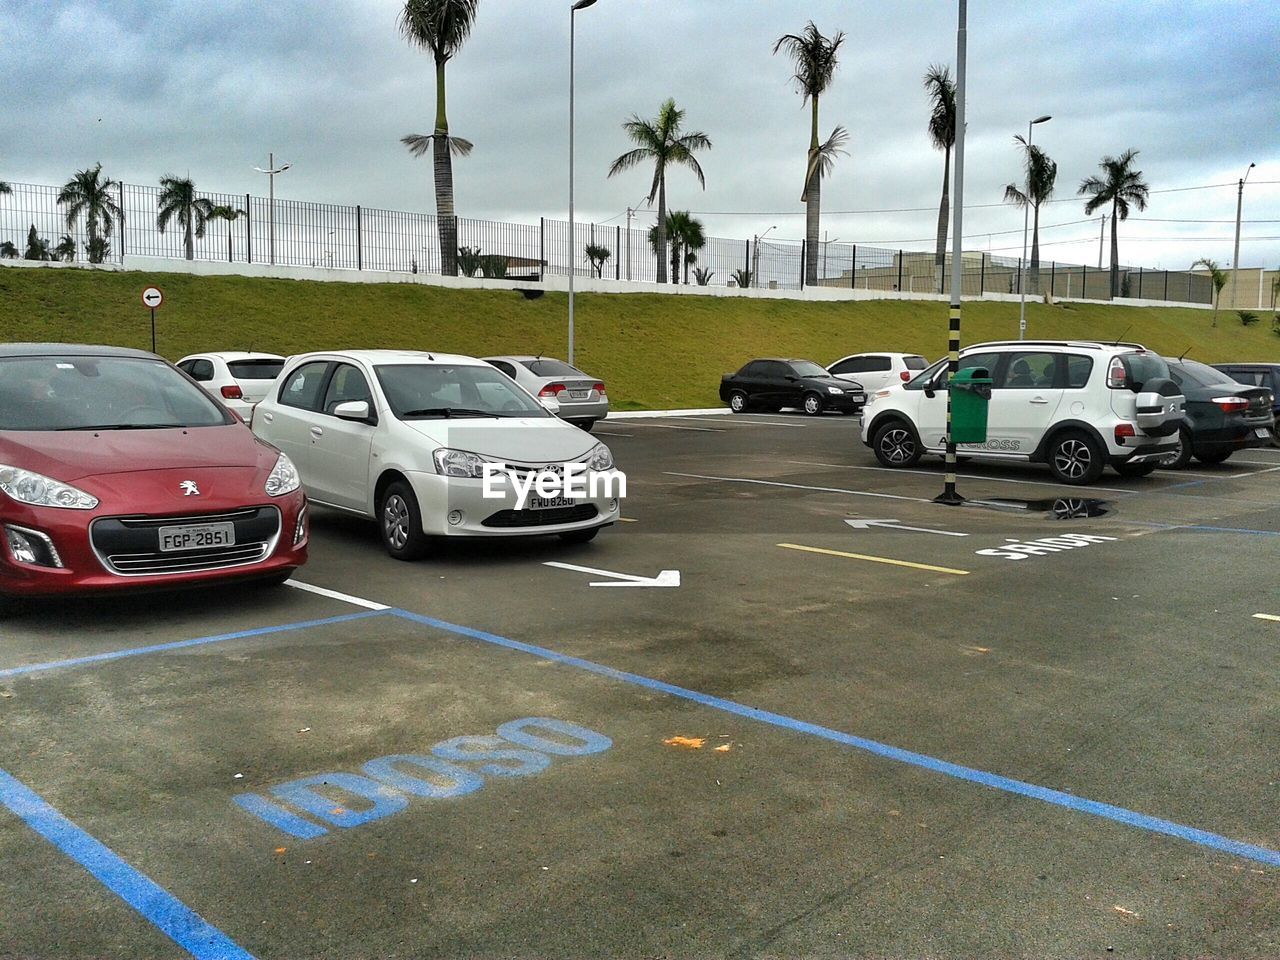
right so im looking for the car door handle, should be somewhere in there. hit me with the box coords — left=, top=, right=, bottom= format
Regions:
left=310, top=426, right=324, bottom=437
left=262, top=412, right=273, bottom=422
left=1029, top=396, right=1050, bottom=404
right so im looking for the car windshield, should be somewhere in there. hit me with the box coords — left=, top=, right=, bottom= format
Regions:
left=904, top=356, right=928, bottom=369
left=790, top=361, right=830, bottom=378
left=375, top=363, right=549, bottom=419
left=522, top=359, right=583, bottom=378
left=1170, top=360, right=1235, bottom=389
left=227, top=359, right=286, bottom=380
left=0, top=356, right=232, bottom=431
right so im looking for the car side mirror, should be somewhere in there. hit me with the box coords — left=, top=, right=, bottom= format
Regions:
left=785, top=375, right=798, bottom=382
left=333, top=400, right=372, bottom=422
left=540, top=397, right=562, bottom=415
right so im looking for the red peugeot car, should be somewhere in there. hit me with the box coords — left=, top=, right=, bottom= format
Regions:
left=0, top=344, right=308, bottom=610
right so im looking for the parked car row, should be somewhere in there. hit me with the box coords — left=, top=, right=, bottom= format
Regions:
left=0, top=343, right=618, bottom=612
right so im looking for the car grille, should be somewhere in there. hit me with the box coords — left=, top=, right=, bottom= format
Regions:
left=481, top=504, right=599, bottom=528
left=90, top=507, right=280, bottom=577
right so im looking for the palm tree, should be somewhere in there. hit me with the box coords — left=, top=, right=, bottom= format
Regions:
left=646, top=211, right=705, bottom=285
left=207, top=205, right=246, bottom=262
left=923, top=64, right=956, bottom=294
left=1078, top=149, right=1149, bottom=298
left=54, top=235, right=77, bottom=262
left=584, top=242, right=611, bottom=279
left=773, top=22, right=846, bottom=286
left=399, top=0, right=478, bottom=278
left=57, top=163, right=122, bottom=264
left=0, top=182, right=10, bottom=196
left=156, top=176, right=214, bottom=261
left=1003, top=136, right=1058, bottom=295
left=23, top=225, right=51, bottom=261
left=1192, top=257, right=1228, bottom=326
left=0, top=241, right=16, bottom=259
left=607, top=98, right=711, bottom=284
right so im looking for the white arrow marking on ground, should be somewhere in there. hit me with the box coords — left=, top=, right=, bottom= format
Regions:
left=543, top=561, right=681, bottom=587
left=844, top=519, right=968, bottom=537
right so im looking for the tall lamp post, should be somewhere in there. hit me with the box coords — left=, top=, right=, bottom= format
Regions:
left=1231, top=162, right=1255, bottom=310
left=1016, top=114, right=1051, bottom=339
left=752, top=224, right=777, bottom=288
left=567, top=0, right=597, bottom=367
left=252, top=153, right=291, bottom=266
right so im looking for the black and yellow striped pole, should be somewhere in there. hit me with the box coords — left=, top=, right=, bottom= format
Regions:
left=936, top=0, right=967, bottom=506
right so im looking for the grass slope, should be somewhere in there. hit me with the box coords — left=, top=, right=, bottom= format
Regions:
left=2, top=266, right=1276, bottom=409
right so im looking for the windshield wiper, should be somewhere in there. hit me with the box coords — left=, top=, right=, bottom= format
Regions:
left=398, top=408, right=500, bottom=419
left=59, top=423, right=187, bottom=431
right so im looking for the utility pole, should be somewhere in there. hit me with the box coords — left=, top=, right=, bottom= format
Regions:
left=1098, top=216, right=1105, bottom=269
left=1231, top=162, right=1255, bottom=310
left=252, top=153, right=291, bottom=266
left=936, top=0, right=967, bottom=506
left=625, top=206, right=633, bottom=281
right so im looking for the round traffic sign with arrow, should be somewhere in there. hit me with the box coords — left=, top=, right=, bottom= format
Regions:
left=141, top=286, right=164, bottom=309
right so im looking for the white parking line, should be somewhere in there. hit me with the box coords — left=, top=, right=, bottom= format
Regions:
left=664, top=472, right=933, bottom=503
left=594, top=430, right=632, bottom=437
left=285, top=580, right=390, bottom=611
left=625, top=422, right=723, bottom=432
left=783, top=460, right=1135, bottom=495
left=665, top=416, right=807, bottom=428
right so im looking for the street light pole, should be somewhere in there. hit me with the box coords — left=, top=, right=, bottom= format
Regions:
left=752, top=224, right=776, bottom=288
left=567, top=0, right=597, bottom=367
left=1231, top=162, right=1255, bottom=310
left=252, top=153, right=292, bottom=266
left=1017, top=115, right=1051, bottom=339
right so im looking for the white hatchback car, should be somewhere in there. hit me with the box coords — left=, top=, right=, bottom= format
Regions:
left=828, top=352, right=929, bottom=393
left=177, top=352, right=286, bottom=420
left=251, top=351, right=619, bottom=559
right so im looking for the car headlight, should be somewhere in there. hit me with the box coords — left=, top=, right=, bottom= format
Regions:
left=265, top=453, right=301, bottom=496
left=827, top=386, right=843, bottom=395
left=0, top=464, right=98, bottom=509
left=433, top=448, right=490, bottom=478
left=586, top=442, right=613, bottom=471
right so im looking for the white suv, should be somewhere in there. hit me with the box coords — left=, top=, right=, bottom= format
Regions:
left=859, top=341, right=1185, bottom=484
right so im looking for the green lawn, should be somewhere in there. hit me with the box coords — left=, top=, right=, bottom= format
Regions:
left=2, top=266, right=1276, bottom=409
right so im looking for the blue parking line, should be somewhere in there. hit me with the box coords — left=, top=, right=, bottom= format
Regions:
left=0, top=610, right=387, bottom=679
left=0, top=768, right=255, bottom=960
left=389, top=608, right=1280, bottom=869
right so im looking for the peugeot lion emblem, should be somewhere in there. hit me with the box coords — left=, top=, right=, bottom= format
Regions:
left=180, top=480, right=201, bottom=497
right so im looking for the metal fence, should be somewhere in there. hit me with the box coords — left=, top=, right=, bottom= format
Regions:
left=0, top=179, right=1213, bottom=305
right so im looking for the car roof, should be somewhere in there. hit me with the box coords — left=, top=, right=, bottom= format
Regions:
left=288, top=349, right=489, bottom=366
left=832, top=351, right=925, bottom=359
left=0, top=342, right=159, bottom=360
left=964, top=340, right=1149, bottom=352
left=484, top=355, right=569, bottom=364
left=1213, top=361, right=1280, bottom=368
left=182, top=351, right=286, bottom=361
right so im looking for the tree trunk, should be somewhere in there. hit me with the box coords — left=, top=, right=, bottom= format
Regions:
left=87, top=214, right=99, bottom=265
left=184, top=218, right=194, bottom=261
left=433, top=59, right=458, bottom=277
left=1109, top=202, right=1119, bottom=299
left=227, top=223, right=233, bottom=262
left=655, top=175, right=668, bottom=284
left=1029, top=201, right=1040, bottom=295
left=804, top=97, right=820, bottom=286
left=935, top=145, right=950, bottom=294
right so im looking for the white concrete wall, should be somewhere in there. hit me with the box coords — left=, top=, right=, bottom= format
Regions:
left=0, top=257, right=1210, bottom=310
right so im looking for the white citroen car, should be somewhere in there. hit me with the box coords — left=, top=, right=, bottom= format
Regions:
left=176, top=352, right=286, bottom=420
left=250, top=351, right=619, bottom=559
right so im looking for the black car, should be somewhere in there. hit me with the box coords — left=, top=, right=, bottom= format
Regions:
left=1163, top=358, right=1275, bottom=467
left=719, top=359, right=866, bottom=416
left=1213, top=362, right=1280, bottom=444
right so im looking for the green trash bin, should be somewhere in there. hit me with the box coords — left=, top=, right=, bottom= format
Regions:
left=950, top=366, right=992, bottom=444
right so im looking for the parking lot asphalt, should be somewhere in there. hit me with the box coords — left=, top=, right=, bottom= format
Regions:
left=2, top=411, right=1277, bottom=959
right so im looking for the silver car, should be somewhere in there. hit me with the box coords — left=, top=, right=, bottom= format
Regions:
left=482, top=356, right=608, bottom=431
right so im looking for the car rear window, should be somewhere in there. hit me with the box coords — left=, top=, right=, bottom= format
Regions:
left=522, top=359, right=583, bottom=378
left=904, top=356, right=927, bottom=369
left=1119, top=353, right=1170, bottom=391
left=1170, top=360, right=1236, bottom=389
left=228, top=359, right=285, bottom=380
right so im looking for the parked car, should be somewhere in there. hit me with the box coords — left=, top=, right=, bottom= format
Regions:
left=0, top=344, right=307, bottom=611
left=860, top=340, right=1185, bottom=484
left=176, top=351, right=287, bottom=420
left=1213, top=362, right=1280, bottom=445
left=1162, top=358, right=1275, bottom=467
left=251, top=351, right=619, bottom=559
left=481, top=356, right=607, bottom=431
left=828, top=352, right=929, bottom=393
left=719, top=359, right=866, bottom=416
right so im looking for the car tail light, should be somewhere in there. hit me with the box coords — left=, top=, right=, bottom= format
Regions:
left=900, top=371, right=911, bottom=381
left=1106, top=358, right=1128, bottom=389
left=592, top=382, right=606, bottom=395
left=221, top=384, right=244, bottom=400
left=1212, top=397, right=1248, bottom=413
left=538, top=383, right=567, bottom=398
left=1114, top=423, right=1136, bottom=444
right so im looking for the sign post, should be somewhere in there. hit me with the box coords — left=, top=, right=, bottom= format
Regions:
left=140, top=286, right=164, bottom=352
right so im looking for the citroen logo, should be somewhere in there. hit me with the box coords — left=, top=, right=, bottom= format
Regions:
left=180, top=480, right=201, bottom=497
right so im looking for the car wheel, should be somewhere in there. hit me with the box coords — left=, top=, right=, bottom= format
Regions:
left=728, top=390, right=750, bottom=414
left=872, top=420, right=921, bottom=468
left=380, top=480, right=431, bottom=561
left=559, top=526, right=601, bottom=544
left=802, top=392, right=824, bottom=416
left=575, top=419, right=597, bottom=432
left=1113, top=461, right=1158, bottom=478
left=1164, top=426, right=1193, bottom=470
left=1194, top=448, right=1232, bottom=465
left=1047, top=430, right=1105, bottom=485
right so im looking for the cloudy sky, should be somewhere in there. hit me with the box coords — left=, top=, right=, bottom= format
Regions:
left=2, top=0, right=1277, bottom=271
